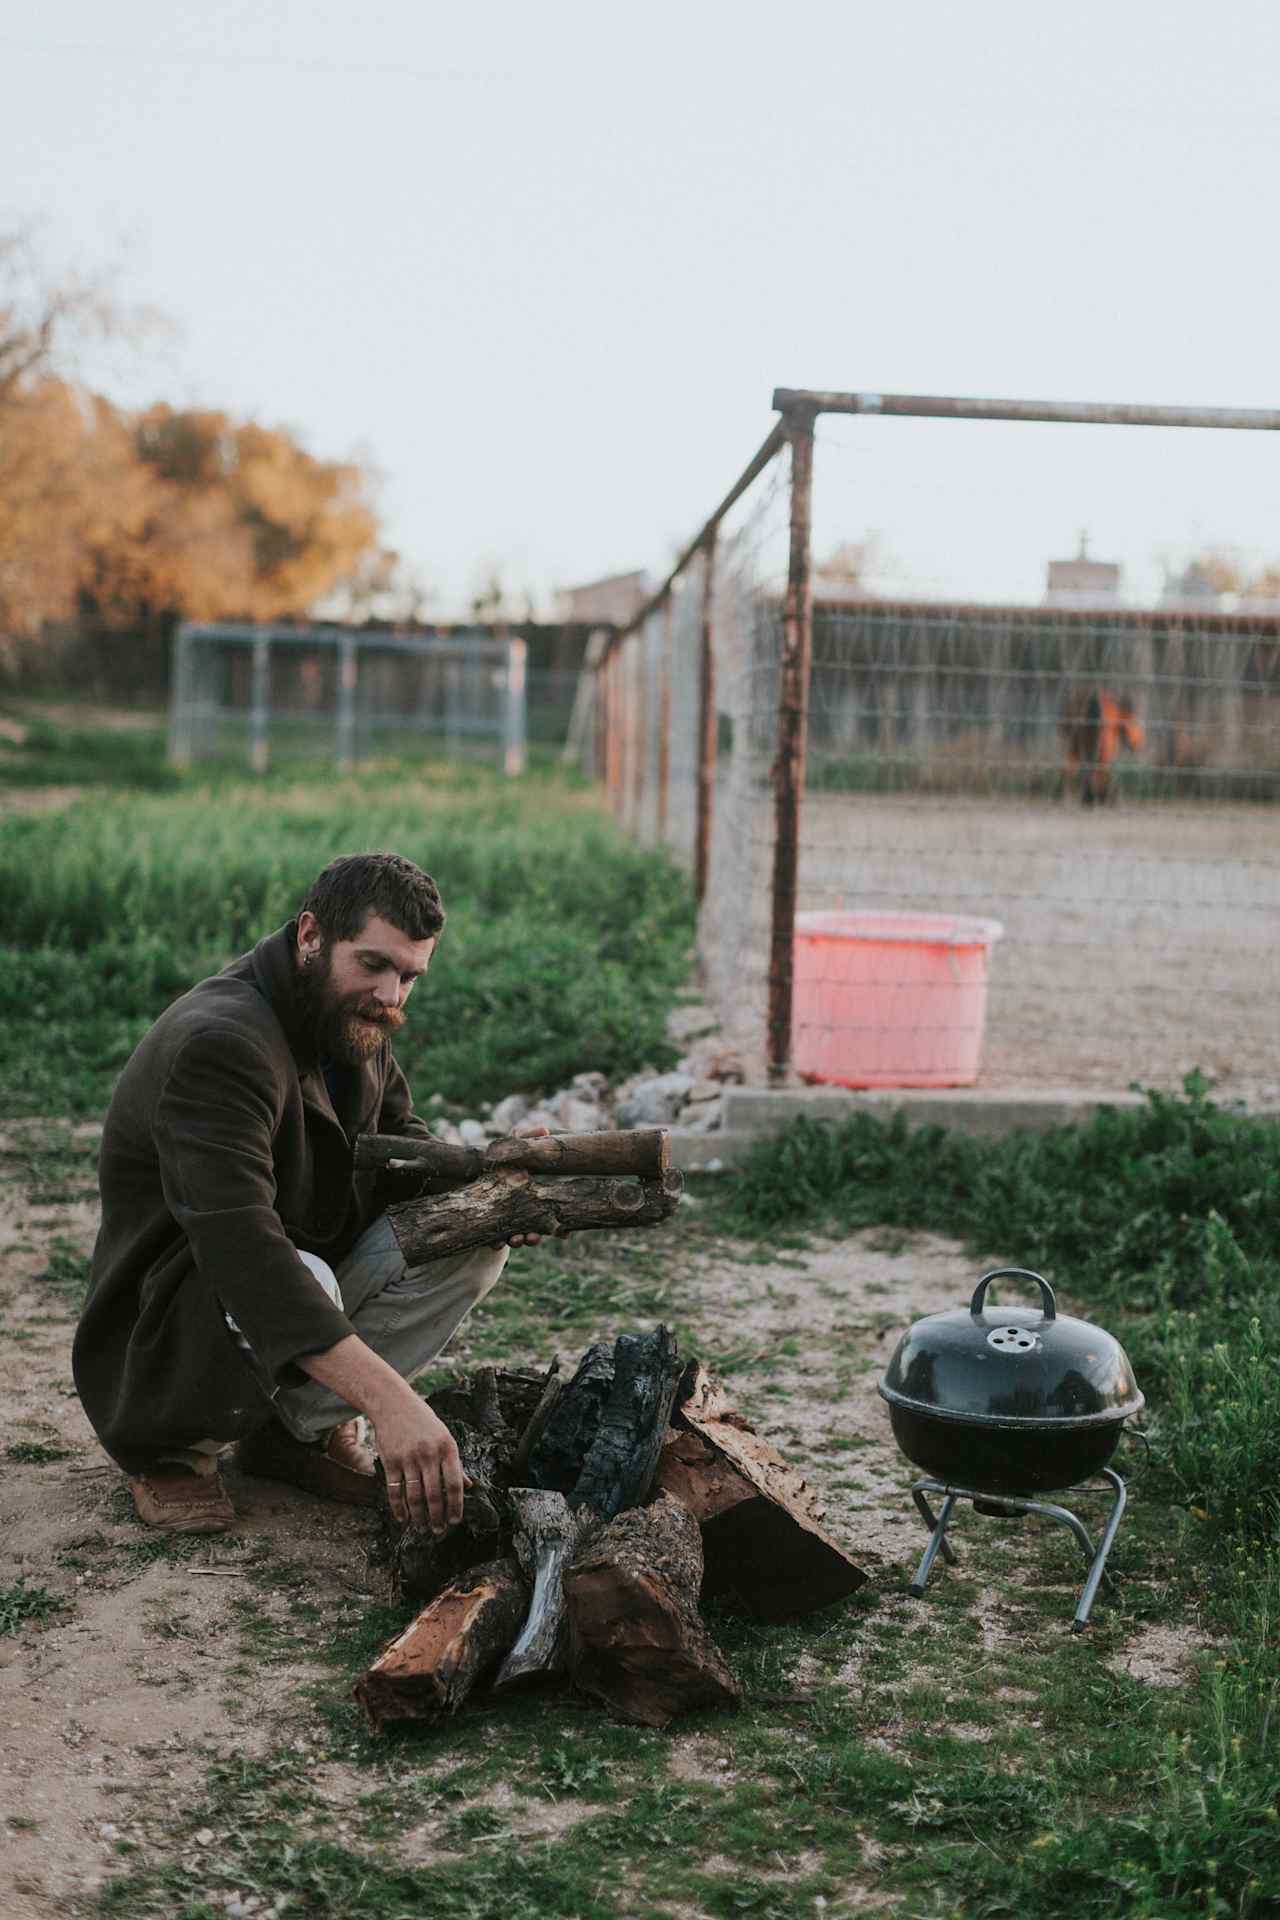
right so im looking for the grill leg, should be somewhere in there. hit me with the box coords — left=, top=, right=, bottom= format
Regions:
left=1070, top=1469, right=1127, bottom=1633
left=911, top=1483, right=960, bottom=1566
left=908, top=1488, right=958, bottom=1595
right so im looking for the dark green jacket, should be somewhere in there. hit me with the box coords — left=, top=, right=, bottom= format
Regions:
left=73, top=921, right=431, bottom=1472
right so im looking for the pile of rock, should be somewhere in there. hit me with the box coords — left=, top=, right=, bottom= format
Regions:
left=425, top=1005, right=742, bottom=1146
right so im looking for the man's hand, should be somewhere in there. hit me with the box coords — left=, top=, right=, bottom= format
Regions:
left=493, top=1118, right=572, bottom=1249
left=295, top=1333, right=467, bottom=1535
left=372, top=1393, right=469, bottom=1535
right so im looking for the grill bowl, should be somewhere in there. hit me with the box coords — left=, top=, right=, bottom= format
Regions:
left=879, top=1268, right=1143, bottom=1497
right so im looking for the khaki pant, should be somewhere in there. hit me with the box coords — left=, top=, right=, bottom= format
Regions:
left=187, top=1217, right=507, bottom=1466
left=272, top=1216, right=509, bottom=1440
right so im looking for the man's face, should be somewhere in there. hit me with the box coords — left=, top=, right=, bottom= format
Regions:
left=296, top=910, right=436, bottom=1066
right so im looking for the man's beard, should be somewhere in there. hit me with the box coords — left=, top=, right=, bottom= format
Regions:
left=296, top=945, right=405, bottom=1067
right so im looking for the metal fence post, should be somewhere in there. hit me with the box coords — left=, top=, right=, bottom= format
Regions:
left=656, top=595, right=673, bottom=844
left=169, top=623, right=193, bottom=769
left=766, top=408, right=816, bottom=1083
left=695, top=531, right=718, bottom=904
left=504, top=633, right=528, bottom=776
left=606, top=649, right=624, bottom=815
left=250, top=632, right=271, bottom=775
left=631, top=626, right=648, bottom=836
left=336, top=632, right=357, bottom=772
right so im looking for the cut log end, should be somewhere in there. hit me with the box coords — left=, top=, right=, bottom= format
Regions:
left=354, top=1557, right=528, bottom=1732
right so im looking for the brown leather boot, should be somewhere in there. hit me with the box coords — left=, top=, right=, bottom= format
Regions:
left=128, top=1466, right=236, bottom=1534
left=235, top=1417, right=379, bottom=1507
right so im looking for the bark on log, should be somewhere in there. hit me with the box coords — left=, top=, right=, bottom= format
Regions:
left=563, top=1493, right=741, bottom=1728
left=385, top=1168, right=682, bottom=1264
left=355, top=1127, right=671, bottom=1184
left=666, top=1366, right=868, bottom=1620
left=354, top=1557, right=527, bottom=1731
left=570, top=1325, right=683, bottom=1521
left=493, top=1490, right=598, bottom=1690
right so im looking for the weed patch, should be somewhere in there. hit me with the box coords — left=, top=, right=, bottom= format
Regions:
left=0, top=1577, right=68, bottom=1634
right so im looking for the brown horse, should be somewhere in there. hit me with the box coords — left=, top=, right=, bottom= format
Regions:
left=1061, top=689, right=1144, bottom=805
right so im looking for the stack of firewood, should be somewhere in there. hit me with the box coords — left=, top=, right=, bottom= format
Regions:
left=355, top=1328, right=867, bottom=1732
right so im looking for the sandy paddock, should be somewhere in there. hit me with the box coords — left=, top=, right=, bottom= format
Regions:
left=788, top=793, right=1280, bottom=1107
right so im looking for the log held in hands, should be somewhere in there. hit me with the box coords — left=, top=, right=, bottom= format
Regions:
left=354, top=1127, right=671, bottom=1185
left=385, top=1169, right=682, bottom=1263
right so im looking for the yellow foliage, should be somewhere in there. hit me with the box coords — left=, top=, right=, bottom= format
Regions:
left=0, top=378, right=384, bottom=638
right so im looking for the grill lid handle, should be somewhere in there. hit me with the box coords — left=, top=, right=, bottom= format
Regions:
left=970, top=1267, right=1057, bottom=1322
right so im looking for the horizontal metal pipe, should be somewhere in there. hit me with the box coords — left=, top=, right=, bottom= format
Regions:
left=599, top=421, right=787, bottom=665
left=772, top=388, right=1280, bottom=432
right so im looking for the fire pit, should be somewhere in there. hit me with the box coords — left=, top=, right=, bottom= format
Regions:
left=879, top=1268, right=1144, bottom=1631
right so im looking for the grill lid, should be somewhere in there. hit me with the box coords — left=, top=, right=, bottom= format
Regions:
left=878, top=1268, right=1144, bottom=1432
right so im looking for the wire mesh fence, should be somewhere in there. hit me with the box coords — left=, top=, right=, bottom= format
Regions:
left=591, top=393, right=1280, bottom=1105
left=169, top=623, right=528, bottom=775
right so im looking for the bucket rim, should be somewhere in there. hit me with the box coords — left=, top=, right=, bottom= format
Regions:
left=795, top=910, right=1005, bottom=947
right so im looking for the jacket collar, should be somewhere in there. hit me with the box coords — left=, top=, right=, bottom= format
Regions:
left=244, top=920, right=316, bottom=1068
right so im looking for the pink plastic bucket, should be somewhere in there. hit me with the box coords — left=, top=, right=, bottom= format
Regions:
left=792, top=911, right=1004, bottom=1089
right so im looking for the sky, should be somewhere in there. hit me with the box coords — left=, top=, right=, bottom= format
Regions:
left=4, top=1, right=1280, bottom=615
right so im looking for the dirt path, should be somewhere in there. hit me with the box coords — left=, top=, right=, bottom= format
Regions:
left=0, top=1138, right=1203, bottom=1918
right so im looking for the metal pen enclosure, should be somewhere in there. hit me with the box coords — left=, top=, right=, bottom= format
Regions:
left=169, top=622, right=528, bottom=776
left=587, top=390, right=1280, bottom=1100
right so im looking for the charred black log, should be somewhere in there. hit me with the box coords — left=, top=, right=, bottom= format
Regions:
left=386, top=1368, right=514, bottom=1608
left=509, top=1357, right=563, bottom=1484
left=524, top=1343, right=615, bottom=1495
left=570, top=1326, right=682, bottom=1521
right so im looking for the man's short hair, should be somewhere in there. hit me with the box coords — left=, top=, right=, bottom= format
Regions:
left=298, top=852, right=445, bottom=944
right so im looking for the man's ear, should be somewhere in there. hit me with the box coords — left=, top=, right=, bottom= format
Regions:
left=296, top=909, right=323, bottom=959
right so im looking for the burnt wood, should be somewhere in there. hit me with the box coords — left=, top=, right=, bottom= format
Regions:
left=569, top=1325, right=682, bottom=1521
left=524, top=1343, right=615, bottom=1495
left=385, top=1168, right=682, bottom=1264
left=509, top=1358, right=563, bottom=1485
left=563, top=1493, right=741, bottom=1728
left=386, top=1367, right=517, bottom=1609
left=354, top=1557, right=528, bottom=1731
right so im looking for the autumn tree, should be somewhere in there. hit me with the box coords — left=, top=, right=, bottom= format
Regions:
left=0, top=229, right=391, bottom=682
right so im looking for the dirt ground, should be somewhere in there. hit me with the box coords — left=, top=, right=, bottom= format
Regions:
left=794, top=793, right=1280, bottom=1107
left=0, top=1130, right=1206, bottom=1919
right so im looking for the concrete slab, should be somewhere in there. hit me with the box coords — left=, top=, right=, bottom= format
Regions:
left=665, top=1086, right=1279, bottom=1173
left=723, top=1085, right=1149, bottom=1140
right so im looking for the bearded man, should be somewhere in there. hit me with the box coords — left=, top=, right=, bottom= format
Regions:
left=74, top=850, right=536, bottom=1538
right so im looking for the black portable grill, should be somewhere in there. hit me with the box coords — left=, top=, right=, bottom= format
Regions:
left=878, top=1268, right=1144, bottom=1630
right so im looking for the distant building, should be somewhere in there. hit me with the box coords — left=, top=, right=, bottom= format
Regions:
left=1044, top=534, right=1123, bottom=608
left=813, top=541, right=877, bottom=606
left=556, top=570, right=652, bottom=627
left=1160, top=561, right=1226, bottom=611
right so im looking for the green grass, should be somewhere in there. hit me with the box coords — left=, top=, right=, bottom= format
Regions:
left=716, top=1074, right=1280, bottom=1541
left=5, top=1440, right=71, bottom=1463
left=0, top=1577, right=67, bottom=1634
left=7, top=713, right=1275, bottom=1918
left=0, top=710, right=180, bottom=790
left=0, top=756, right=694, bottom=1116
